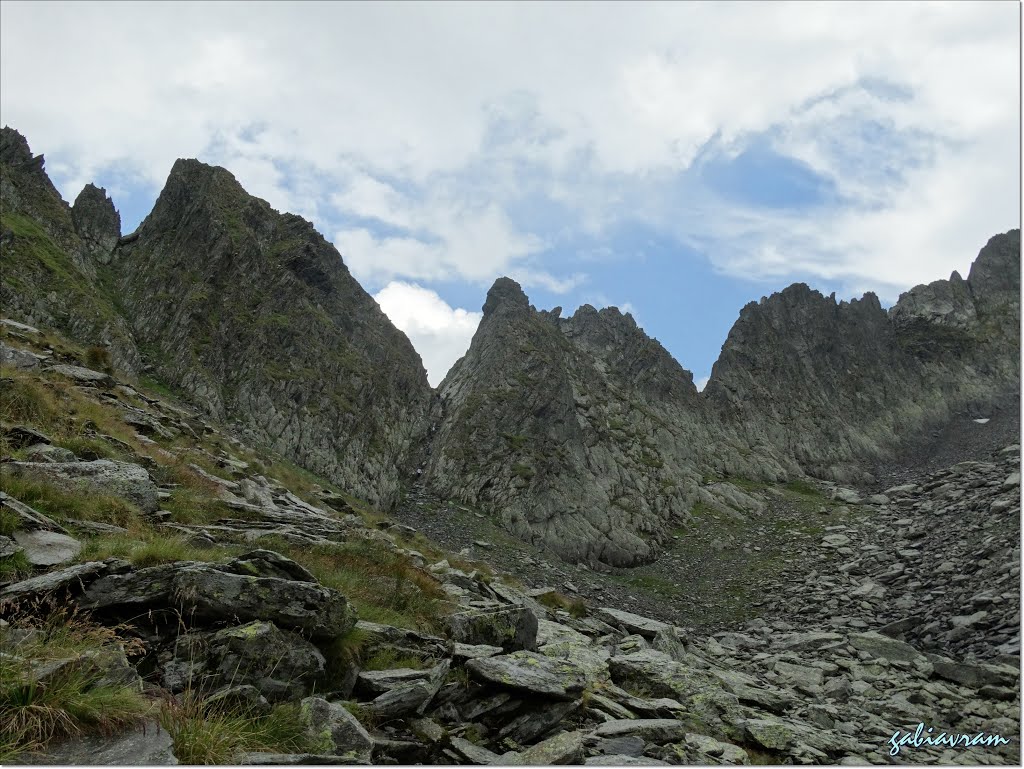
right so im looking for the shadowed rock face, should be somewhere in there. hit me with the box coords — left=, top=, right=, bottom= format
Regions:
left=423, top=279, right=784, bottom=568
left=71, top=183, right=121, bottom=264
left=425, top=233, right=1019, bottom=566
left=107, top=158, right=433, bottom=508
left=705, top=229, right=1020, bottom=484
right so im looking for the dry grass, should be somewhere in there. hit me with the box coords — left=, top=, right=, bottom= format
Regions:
left=0, top=606, right=153, bottom=761
left=161, top=693, right=327, bottom=764
left=257, top=535, right=451, bottom=632
left=0, top=474, right=145, bottom=528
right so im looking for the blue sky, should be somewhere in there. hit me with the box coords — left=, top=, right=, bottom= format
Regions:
left=1, top=2, right=1019, bottom=386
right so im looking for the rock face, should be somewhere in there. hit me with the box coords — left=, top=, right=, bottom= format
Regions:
left=425, top=235, right=1019, bottom=565
left=423, top=279, right=780, bottom=567
left=705, top=230, right=1020, bottom=484
left=106, top=158, right=432, bottom=507
left=0, top=127, right=141, bottom=374
left=71, top=183, right=121, bottom=263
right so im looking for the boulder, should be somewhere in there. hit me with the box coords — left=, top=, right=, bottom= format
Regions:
left=593, top=719, right=689, bottom=744
left=172, top=567, right=355, bottom=639
left=299, top=696, right=373, bottom=760
left=13, top=530, right=81, bottom=566
left=79, top=555, right=356, bottom=640
left=593, top=608, right=671, bottom=639
left=45, top=363, right=115, bottom=387
left=509, top=730, right=585, bottom=765
left=930, top=658, right=1019, bottom=689
left=0, top=341, right=43, bottom=370
left=446, top=606, right=539, bottom=652
left=168, top=621, right=327, bottom=701
left=467, top=651, right=588, bottom=700
left=0, top=558, right=130, bottom=605
left=848, top=632, right=923, bottom=664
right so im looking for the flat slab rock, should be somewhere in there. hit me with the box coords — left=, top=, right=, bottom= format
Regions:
left=22, top=721, right=177, bottom=765
left=45, top=363, right=116, bottom=387
left=467, top=650, right=588, bottom=700
left=13, top=529, right=81, bottom=566
left=593, top=607, right=670, bottom=639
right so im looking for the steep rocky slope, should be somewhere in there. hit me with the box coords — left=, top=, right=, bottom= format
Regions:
left=705, top=230, right=1020, bottom=484
left=422, top=279, right=785, bottom=567
left=104, top=158, right=432, bottom=508
left=0, top=127, right=141, bottom=374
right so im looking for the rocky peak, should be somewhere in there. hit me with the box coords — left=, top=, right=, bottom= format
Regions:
left=107, top=154, right=431, bottom=508
left=968, top=229, right=1021, bottom=314
left=71, top=183, right=121, bottom=264
left=0, top=126, right=37, bottom=168
left=0, top=127, right=142, bottom=375
left=482, top=276, right=530, bottom=317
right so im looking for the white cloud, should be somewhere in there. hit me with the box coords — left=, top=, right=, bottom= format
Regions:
left=0, top=1, right=1016, bottom=303
left=695, top=376, right=710, bottom=393
left=373, top=281, right=482, bottom=387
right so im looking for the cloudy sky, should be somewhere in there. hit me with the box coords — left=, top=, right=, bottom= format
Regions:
left=1, top=1, right=1019, bottom=386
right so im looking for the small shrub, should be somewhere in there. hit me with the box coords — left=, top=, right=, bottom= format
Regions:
left=54, top=436, right=118, bottom=461
left=783, top=478, right=823, bottom=497
left=537, top=591, right=588, bottom=618
left=0, top=506, right=20, bottom=536
left=0, top=549, right=33, bottom=580
left=0, top=374, right=58, bottom=426
left=0, top=608, right=153, bottom=758
left=257, top=537, right=450, bottom=632
left=84, top=346, right=113, bottom=373
left=511, top=463, right=535, bottom=480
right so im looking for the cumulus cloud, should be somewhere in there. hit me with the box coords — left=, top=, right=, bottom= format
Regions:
left=695, top=376, right=710, bottom=393
left=373, top=281, right=482, bottom=387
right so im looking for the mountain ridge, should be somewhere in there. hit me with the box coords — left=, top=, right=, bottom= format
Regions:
left=1, top=125, right=1018, bottom=566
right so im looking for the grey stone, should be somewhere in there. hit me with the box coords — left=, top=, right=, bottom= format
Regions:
left=593, top=718, right=689, bottom=744
left=446, top=605, right=539, bottom=652
left=508, top=730, right=585, bottom=765
left=23, top=721, right=177, bottom=764
left=848, top=631, right=923, bottom=663
left=593, top=608, right=671, bottom=639
left=467, top=651, right=588, bottom=700
left=13, top=530, right=81, bottom=566
left=45, top=363, right=115, bottom=387
left=0, top=341, right=43, bottom=370
left=774, top=660, right=824, bottom=688
left=170, top=621, right=326, bottom=701
left=0, top=559, right=130, bottom=604
left=449, top=736, right=503, bottom=765
left=584, top=757, right=669, bottom=766
left=300, top=696, right=373, bottom=760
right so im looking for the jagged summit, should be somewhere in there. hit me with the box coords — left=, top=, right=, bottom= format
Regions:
left=105, top=153, right=432, bottom=507
left=482, top=276, right=531, bottom=316
left=71, top=183, right=121, bottom=263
